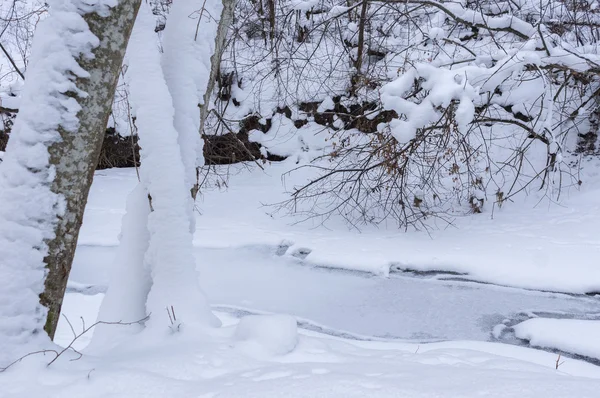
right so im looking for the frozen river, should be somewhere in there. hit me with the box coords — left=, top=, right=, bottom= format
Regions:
left=65, top=245, right=599, bottom=344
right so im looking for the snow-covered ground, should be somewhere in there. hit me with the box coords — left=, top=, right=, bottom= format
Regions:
left=25, top=295, right=600, bottom=398
left=82, top=161, right=600, bottom=294
left=513, top=318, right=600, bottom=362
left=9, top=309, right=600, bottom=398
left=4, top=163, right=600, bottom=397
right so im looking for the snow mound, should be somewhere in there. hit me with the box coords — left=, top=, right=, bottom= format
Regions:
left=513, top=318, right=600, bottom=360
left=235, top=314, right=298, bottom=355
left=248, top=114, right=332, bottom=161
left=0, top=96, right=19, bottom=110
left=317, top=96, right=335, bottom=112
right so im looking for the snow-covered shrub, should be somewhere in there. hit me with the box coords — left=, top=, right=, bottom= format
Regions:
left=214, top=0, right=600, bottom=228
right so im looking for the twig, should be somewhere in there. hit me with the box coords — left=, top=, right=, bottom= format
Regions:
left=166, top=306, right=181, bottom=332
left=194, top=0, right=209, bottom=41
left=47, top=316, right=149, bottom=366
left=0, top=314, right=150, bottom=372
left=0, top=350, right=58, bottom=373
left=555, top=353, right=565, bottom=369
left=209, top=109, right=265, bottom=170
left=62, top=314, right=77, bottom=339
left=0, top=42, right=24, bottom=80
left=166, top=306, right=174, bottom=325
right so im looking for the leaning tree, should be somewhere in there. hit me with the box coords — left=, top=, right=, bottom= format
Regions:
left=0, top=0, right=141, bottom=356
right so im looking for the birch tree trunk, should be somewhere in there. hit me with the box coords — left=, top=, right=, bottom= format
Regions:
left=198, top=0, right=235, bottom=139
left=38, top=0, right=141, bottom=339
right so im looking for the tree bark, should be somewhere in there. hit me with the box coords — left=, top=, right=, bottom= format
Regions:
left=351, top=0, right=368, bottom=96
left=198, top=0, right=236, bottom=147
left=354, top=0, right=368, bottom=74
left=39, top=0, right=141, bottom=339
left=267, top=0, right=276, bottom=43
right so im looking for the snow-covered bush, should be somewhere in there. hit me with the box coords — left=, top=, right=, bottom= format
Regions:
left=212, top=0, right=600, bottom=228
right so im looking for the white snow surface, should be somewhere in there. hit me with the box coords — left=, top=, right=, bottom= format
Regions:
left=69, top=244, right=599, bottom=342
left=0, top=96, right=20, bottom=110
left=4, top=163, right=600, bottom=396
left=89, top=183, right=150, bottom=349
left=235, top=314, right=299, bottom=356
left=5, top=296, right=600, bottom=398
left=81, top=162, right=600, bottom=294
left=248, top=113, right=332, bottom=160
left=513, top=318, right=600, bottom=361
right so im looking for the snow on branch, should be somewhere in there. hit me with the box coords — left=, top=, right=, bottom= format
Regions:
left=256, top=0, right=600, bottom=227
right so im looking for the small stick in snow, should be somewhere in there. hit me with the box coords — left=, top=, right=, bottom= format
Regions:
left=166, top=306, right=174, bottom=325
left=0, top=315, right=149, bottom=372
left=555, top=354, right=565, bottom=370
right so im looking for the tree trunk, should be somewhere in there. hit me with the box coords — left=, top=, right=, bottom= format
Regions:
left=267, top=0, right=276, bottom=44
left=351, top=0, right=368, bottom=96
left=198, top=0, right=236, bottom=147
left=354, top=0, right=368, bottom=73
left=39, top=0, right=141, bottom=340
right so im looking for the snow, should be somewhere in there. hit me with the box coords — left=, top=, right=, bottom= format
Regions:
left=513, top=318, right=600, bottom=361
left=7, top=299, right=599, bottom=397
left=90, top=183, right=150, bottom=349
left=444, top=2, right=535, bottom=37
left=79, top=163, right=600, bottom=295
left=19, top=291, right=600, bottom=397
left=4, top=163, right=600, bottom=396
left=235, top=314, right=299, bottom=356
left=219, top=0, right=600, bottom=229
left=116, top=1, right=217, bottom=331
left=161, top=0, right=222, bottom=208
left=248, top=114, right=332, bottom=160
left=4, top=1, right=600, bottom=395
left=317, top=96, right=335, bottom=112
left=70, top=244, right=599, bottom=342
left=0, top=96, right=20, bottom=110
left=54, top=293, right=104, bottom=352
left=220, top=1, right=351, bottom=121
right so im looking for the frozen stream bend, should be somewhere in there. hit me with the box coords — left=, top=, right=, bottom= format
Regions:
left=64, top=245, right=600, bottom=352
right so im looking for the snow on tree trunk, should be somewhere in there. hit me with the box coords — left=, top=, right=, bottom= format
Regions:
left=161, top=0, right=233, bottom=219
left=125, top=2, right=219, bottom=331
left=89, top=183, right=151, bottom=350
left=93, top=0, right=230, bottom=346
left=0, top=0, right=141, bottom=353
